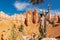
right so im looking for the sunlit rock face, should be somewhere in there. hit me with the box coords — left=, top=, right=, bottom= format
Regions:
left=32, top=9, right=39, bottom=24
left=11, top=14, right=25, bottom=24
left=24, top=9, right=39, bottom=26
left=53, top=12, right=58, bottom=23
left=47, top=12, right=52, bottom=21
left=0, top=11, right=11, bottom=21
left=0, top=9, right=60, bottom=40
left=58, top=15, right=60, bottom=23
left=0, top=9, right=39, bottom=26
left=47, top=12, right=59, bottom=24
left=42, top=38, right=57, bottom=40
left=0, top=11, right=25, bottom=24
left=24, top=10, right=33, bottom=26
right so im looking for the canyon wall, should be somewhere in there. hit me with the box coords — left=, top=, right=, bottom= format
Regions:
left=0, top=9, right=60, bottom=40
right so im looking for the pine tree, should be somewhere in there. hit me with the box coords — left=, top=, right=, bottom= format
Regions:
left=11, top=24, right=17, bottom=40
left=30, top=0, right=44, bottom=5
left=19, top=24, right=24, bottom=33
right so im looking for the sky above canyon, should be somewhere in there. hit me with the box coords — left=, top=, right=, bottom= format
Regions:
left=0, top=0, right=60, bottom=15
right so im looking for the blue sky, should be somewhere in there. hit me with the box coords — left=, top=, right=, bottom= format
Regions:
left=0, top=0, right=60, bottom=15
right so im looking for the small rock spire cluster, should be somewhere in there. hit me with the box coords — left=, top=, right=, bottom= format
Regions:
left=0, top=8, right=60, bottom=26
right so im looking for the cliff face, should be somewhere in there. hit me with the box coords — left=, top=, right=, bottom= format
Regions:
left=24, top=10, right=33, bottom=26
left=24, top=9, right=39, bottom=26
left=58, top=15, right=60, bottom=23
left=32, top=9, right=38, bottom=23
left=0, top=9, right=60, bottom=40
left=0, top=9, right=40, bottom=40
left=0, top=10, right=59, bottom=26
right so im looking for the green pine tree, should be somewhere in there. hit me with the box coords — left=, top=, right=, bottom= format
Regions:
left=19, top=24, right=24, bottom=32
left=11, top=24, right=17, bottom=40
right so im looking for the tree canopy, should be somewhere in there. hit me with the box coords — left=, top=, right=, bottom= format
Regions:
left=30, top=0, right=44, bottom=5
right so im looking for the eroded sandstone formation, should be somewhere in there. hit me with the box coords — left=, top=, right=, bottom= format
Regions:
left=0, top=9, right=60, bottom=40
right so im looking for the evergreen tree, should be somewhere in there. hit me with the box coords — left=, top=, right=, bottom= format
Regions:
left=11, top=24, right=17, bottom=40
left=19, top=24, right=24, bottom=32
left=30, top=0, right=44, bottom=5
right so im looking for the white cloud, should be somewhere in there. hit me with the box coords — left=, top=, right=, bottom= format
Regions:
left=14, top=1, right=40, bottom=11
left=14, top=1, right=30, bottom=11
